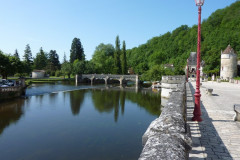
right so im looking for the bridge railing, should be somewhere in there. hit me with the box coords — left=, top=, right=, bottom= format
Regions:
left=80, top=74, right=137, bottom=80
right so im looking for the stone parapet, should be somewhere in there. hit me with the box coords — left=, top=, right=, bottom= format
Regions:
left=161, top=75, right=186, bottom=98
left=139, top=81, right=191, bottom=160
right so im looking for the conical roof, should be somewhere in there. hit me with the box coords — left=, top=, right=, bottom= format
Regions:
left=222, top=45, right=235, bottom=54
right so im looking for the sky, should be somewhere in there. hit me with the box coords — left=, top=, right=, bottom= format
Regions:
left=0, top=0, right=238, bottom=62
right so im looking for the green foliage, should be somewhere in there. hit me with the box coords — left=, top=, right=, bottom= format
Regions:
left=234, top=77, right=240, bottom=80
left=114, top=35, right=121, bottom=74
left=55, top=70, right=61, bottom=77
left=0, top=51, right=24, bottom=78
left=141, top=65, right=175, bottom=81
left=14, top=49, right=20, bottom=60
left=61, top=62, right=72, bottom=78
left=92, top=43, right=115, bottom=73
left=63, top=53, right=67, bottom=63
left=73, top=59, right=85, bottom=74
left=34, top=47, right=48, bottom=70
left=84, top=60, right=95, bottom=74
left=23, top=44, right=33, bottom=74
left=121, top=41, right=127, bottom=74
left=127, top=1, right=240, bottom=80
left=47, top=50, right=60, bottom=71
left=70, top=37, right=85, bottom=63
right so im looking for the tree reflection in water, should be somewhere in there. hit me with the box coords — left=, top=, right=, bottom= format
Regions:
left=0, top=99, right=25, bottom=135
left=92, top=89, right=161, bottom=122
left=0, top=88, right=161, bottom=136
left=69, top=90, right=86, bottom=115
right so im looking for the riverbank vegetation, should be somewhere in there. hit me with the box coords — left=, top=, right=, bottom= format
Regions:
left=127, top=1, right=240, bottom=79
left=1, top=1, right=239, bottom=81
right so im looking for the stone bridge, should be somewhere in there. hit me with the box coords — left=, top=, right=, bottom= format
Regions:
left=76, top=74, right=139, bottom=85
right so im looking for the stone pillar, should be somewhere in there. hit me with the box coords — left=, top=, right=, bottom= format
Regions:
left=136, top=75, right=139, bottom=86
left=119, top=76, right=124, bottom=85
left=90, top=76, right=94, bottom=85
left=104, top=76, right=109, bottom=85
left=75, top=74, right=78, bottom=85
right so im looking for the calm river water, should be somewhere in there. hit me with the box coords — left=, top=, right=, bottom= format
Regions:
left=0, top=82, right=161, bottom=160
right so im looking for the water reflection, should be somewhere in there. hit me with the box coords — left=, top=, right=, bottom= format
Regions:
left=0, top=85, right=161, bottom=160
left=69, top=89, right=86, bottom=115
left=0, top=87, right=161, bottom=134
left=91, top=88, right=161, bottom=122
left=0, top=99, right=25, bottom=135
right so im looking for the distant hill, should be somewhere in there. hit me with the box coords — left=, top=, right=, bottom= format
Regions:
left=127, top=1, right=240, bottom=79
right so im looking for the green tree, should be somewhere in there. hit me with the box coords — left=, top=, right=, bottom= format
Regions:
left=85, top=60, right=95, bottom=74
left=23, top=44, right=33, bottom=74
left=63, top=52, right=67, bottom=63
left=126, top=1, right=240, bottom=79
left=0, top=51, right=10, bottom=79
left=121, top=41, right=127, bottom=74
left=61, top=62, right=72, bottom=79
left=73, top=59, right=85, bottom=74
left=14, top=49, right=20, bottom=60
left=47, top=50, right=60, bottom=71
left=70, top=38, right=85, bottom=63
left=114, top=35, right=121, bottom=74
left=92, top=43, right=115, bottom=73
left=34, top=47, right=48, bottom=70
left=0, top=51, right=23, bottom=78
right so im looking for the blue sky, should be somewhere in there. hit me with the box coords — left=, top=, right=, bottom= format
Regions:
left=0, top=0, right=237, bottom=61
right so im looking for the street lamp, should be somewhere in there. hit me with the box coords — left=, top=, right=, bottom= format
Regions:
left=192, top=0, right=204, bottom=122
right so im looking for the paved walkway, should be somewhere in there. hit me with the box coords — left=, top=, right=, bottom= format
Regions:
left=187, top=81, right=240, bottom=160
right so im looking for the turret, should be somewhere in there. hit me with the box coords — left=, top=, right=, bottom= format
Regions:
left=220, top=45, right=238, bottom=80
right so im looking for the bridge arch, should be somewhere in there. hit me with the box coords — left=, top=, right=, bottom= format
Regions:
left=76, top=74, right=139, bottom=85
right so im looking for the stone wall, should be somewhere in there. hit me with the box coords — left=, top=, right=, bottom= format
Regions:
left=0, top=86, right=25, bottom=100
left=139, top=81, right=191, bottom=160
left=161, top=75, right=186, bottom=98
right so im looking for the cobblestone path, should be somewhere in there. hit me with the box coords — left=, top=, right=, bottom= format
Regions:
left=187, top=82, right=240, bottom=160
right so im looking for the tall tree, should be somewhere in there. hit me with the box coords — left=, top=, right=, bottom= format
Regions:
left=23, top=44, right=33, bottom=65
left=121, top=41, right=127, bottom=74
left=92, top=43, right=115, bottom=73
left=34, top=47, right=48, bottom=70
left=23, top=44, right=33, bottom=74
left=48, top=50, right=60, bottom=71
left=70, top=38, right=85, bottom=63
left=114, top=35, right=121, bottom=74
left=14, top=49, right=20, bottom=60
left=63, top=52, right=67, bottom=63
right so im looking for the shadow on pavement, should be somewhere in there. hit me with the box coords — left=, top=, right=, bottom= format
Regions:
left=187, top=82, right=233, bottom=160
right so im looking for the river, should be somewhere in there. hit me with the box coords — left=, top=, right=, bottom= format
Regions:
left=0, top=82, right=161, bottom=160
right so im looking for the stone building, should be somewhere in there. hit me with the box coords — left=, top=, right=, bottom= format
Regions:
left=220, top=45, right=238, bottom=80
left=32, top=70, right=45, bottom=78
left=186, top=52, right=204, bottom=80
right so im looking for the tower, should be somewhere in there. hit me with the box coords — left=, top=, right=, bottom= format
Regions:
left=220, top=45, right=238, bottom=80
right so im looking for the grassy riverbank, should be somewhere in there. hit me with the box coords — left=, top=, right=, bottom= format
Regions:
left=26, top=78, right=74, bottom=85
left=7, top=77, right=74, bottom=85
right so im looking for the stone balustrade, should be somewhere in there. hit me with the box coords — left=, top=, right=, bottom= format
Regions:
left=139, top=76, right=191, bottom=160
left=76, top=74, right=139, bottom=85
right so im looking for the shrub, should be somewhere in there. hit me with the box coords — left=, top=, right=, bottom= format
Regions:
left=55, top=70, right=61, bottom=77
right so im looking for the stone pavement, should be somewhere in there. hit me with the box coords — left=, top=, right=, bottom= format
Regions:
left=187, top=81, right=240, bottom=160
